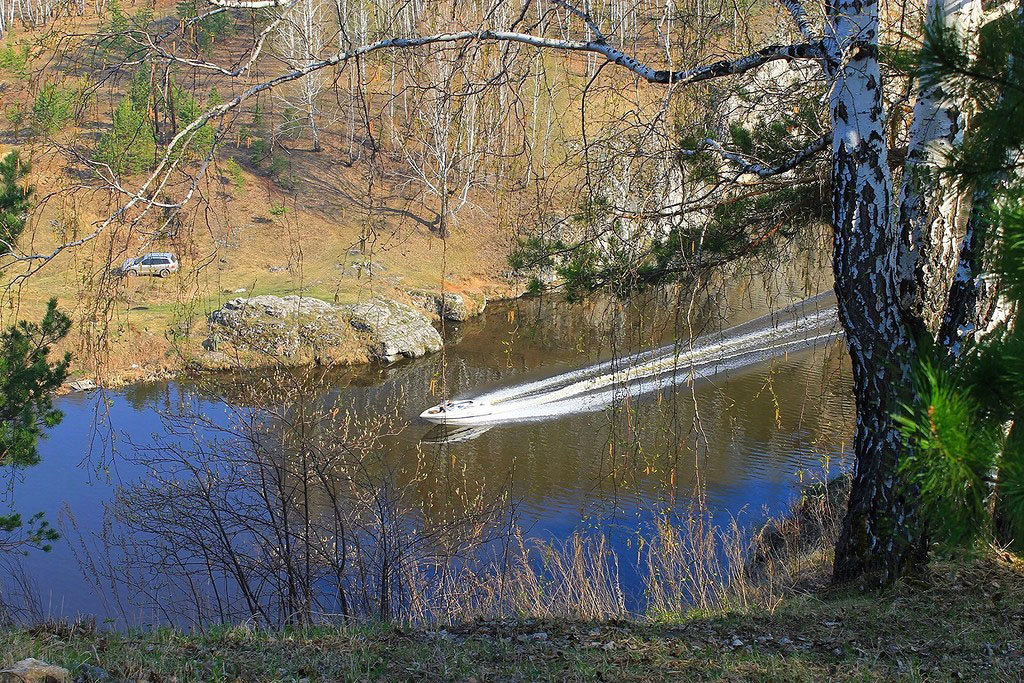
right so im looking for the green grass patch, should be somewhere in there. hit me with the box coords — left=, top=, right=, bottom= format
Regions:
left=2, top=551, right=1022, bottom=681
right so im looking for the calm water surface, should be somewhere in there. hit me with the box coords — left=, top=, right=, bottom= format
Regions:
left=7, top=262, right=855, bottom=625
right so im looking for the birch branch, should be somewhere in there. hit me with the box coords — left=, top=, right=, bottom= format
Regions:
left=777, top=0, right=815, bottom=40
left=687, top=133, right=830, bottom=178
left=187, top=4, right=827, bottom=86
left=552, top=0, right=606, bottom=43
left=207, top=0, right=289, bottom=8
left=4, top=15, right=827, bottom=269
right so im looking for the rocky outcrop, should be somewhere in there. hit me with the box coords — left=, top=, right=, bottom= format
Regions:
left=409, top=290, right=484, bottom=322
left=0, top=659, right=70, bottom=683
left=206, top=295, right=441, bottom=364
left=347, top=298, right=444, bottom=362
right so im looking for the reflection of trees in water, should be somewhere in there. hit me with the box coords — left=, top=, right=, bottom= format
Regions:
left=98, top=238, right=851, bottom=625
left=112, top=367, right=506, bottom=626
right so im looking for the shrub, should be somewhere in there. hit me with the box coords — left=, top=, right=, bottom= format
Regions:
left=95, top=95, right=156, bottom=174
left=225, top=158, right=245, bottom=188
left=31, top=82, right=76, bottom=135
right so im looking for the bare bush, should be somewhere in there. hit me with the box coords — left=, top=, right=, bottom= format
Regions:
left=109, top=365, right=507, bottom=626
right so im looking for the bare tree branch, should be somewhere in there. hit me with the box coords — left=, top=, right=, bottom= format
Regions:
left=687, top=133, right=830, bottom=178
left=4, top=5, right=827, bottom=273
left=777, top=0, right=815, bottom=40
left=207, top=0, right=290, bottom=8
left=552, top=0, right=606, bottom=43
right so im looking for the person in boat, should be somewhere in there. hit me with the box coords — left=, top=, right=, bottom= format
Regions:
left=434, top=400, right=459, bottom=413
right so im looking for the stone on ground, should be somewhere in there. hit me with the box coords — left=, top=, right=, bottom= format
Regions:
left=0, top=658, right=71, bottom=683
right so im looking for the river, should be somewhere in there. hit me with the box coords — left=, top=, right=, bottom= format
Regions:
left=4, top=256, right=854, bottom=627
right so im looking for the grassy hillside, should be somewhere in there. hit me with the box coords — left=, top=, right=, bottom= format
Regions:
left=0, top=0, right=610, bottom=384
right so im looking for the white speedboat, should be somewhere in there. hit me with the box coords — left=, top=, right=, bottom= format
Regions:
left=419, top=399, right=494, bottom=424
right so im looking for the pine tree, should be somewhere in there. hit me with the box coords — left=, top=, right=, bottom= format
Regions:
left=30, top=81, right=76, bottom=135
left=95, top=93, right=156, bottom=174
left=0, top=150, right=32, bottom=254
left=897, top=13, right=1024, bottom=549
left=0, top=299, right=71, bottom=552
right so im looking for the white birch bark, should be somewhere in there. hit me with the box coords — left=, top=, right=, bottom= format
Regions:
left=826, top=0, right=927, bottom=584
left=274, top=0, right=331, bottom=151
left=896, top=0, right=983, bottom=334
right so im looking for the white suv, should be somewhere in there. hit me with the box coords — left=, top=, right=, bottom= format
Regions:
left=122, top=253, right=179, bottom=278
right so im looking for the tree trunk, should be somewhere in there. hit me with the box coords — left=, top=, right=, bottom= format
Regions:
left=896, top=0, right=982, bottom=335
left=938, top=184, right=1002, bottom=353
left=939, top=4, right=1023, bottom=353
left=309, top=107, right=321, bottom=152
left=827, top=0, right=928, bottom=585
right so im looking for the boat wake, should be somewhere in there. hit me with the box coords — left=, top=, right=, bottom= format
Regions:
left=420, top=292, right=841, bottom=430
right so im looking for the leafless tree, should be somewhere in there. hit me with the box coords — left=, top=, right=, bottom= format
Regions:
left=273, top=0, right=333, bottom=151
left=109, top=365, right=506, bottom=626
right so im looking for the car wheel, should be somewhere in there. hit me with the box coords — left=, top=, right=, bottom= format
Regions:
left=125, top=270, right=136, bottom=277
left=159, top=269, right=170, bottom=278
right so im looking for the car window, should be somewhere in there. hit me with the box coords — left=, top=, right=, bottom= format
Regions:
left=141, top=258, right=155, bottom=265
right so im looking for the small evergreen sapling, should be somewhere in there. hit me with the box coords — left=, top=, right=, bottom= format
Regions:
left=0, top=150, right=32, bottom=254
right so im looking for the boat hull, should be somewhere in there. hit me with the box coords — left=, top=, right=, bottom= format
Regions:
left=419, top=400, right=494, bottom=424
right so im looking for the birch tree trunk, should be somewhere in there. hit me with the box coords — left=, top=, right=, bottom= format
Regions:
left=940, top=5, right=1023, bottom=354
left=896, top=0, right=983, bottom=335
left=827, top=0, right=928, bottom=584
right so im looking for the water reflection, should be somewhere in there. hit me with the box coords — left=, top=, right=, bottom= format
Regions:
left=420, top=424, right=494, bottom=444
left=6, top=246, right=853, bottom=625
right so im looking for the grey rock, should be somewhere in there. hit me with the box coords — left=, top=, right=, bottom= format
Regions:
left=207, top=295, right=349, bottom=358
left=67, top=379, right=98, bottom=392
left=0, top=658, right=71, bottom=683
left=437, top=293, right=470, bottom=321
left=75, top=663, right=114, bottom=682
left=408, top=290, right=476, bottom=322
left=211, top=295, right=336, bottom=323
left=337, top=259, right=385, bottom=278
left=347, top=298, right=442, bottom=362
left=207, top=295, right=440, bottom=364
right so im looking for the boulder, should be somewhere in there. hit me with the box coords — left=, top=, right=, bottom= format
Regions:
left=0, top=658, right=70, bottom=683
left=408, top=290, right=482, bottom=322
left=336, top=259, right=386, bottom=278
left=207, top=295, right=441, bottom=364
left=347, top=298, right=443, bottom=362
left=75, top=664, right=114, bottom=682
left=207, top=295, right=347, bottom=358
left=211, top=295, right=336, bottom=322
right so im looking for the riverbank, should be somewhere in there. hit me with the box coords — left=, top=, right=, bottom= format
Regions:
left=2, top=549, right=1021, bottom=681
left=4, top=475, right=1022, bottom=681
